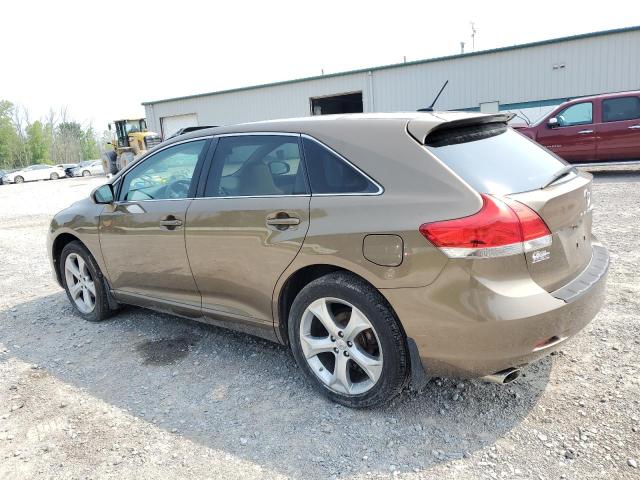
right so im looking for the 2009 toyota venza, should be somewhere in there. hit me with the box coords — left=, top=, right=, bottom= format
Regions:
left=48, top=112, right=609, bottom=408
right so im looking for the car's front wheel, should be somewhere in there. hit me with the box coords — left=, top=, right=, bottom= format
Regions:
left=14, top=176, right=24, bottom=184
left=60, top=241, right=116, bottom=322
left=288, top=272, right=408, bottom=408
left=82, top=170, right=91, bottom=177
left=50, top=172, right=59, bottom=180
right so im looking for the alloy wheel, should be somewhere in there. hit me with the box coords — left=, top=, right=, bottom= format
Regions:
left=64, top=253, right=96, bottom=314
left=299, top=297, right=383, bottom=395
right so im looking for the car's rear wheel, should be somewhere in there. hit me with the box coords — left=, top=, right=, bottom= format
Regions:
left=14, top=176, right=24, bottom=184
left=82, top=170, right=90, bottom=177
left=60, top=241, right=116, bottom=322
left=50, top=172, right=59, bottom=180
left=288, top=272, right=408, bottom=408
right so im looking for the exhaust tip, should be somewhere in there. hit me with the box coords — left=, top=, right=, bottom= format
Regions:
left=481, top=367, right=521, bottom=385
left=502, top=369, right=520, bottom=384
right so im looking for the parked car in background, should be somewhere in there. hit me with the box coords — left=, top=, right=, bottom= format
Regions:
left=48, top=113, right=608, bottom=407
left=514, top=90, right=640, bottom=163
left=2, top=164, right=66, bottom=184
left=70, top=160, right=104, bottom=177
left=57, top=163, right=79, bottom=176
left=0, top=169, right=14, bottom=185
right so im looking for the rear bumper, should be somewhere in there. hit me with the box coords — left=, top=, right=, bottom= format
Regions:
left=383, top=244, right=609, bottom=379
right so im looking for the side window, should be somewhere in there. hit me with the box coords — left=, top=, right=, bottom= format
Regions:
left=204, top=135, right=308, bottom=197
left=557, top=102, right=593, bottom=127
left=602, top=96, right=640, bottom=123
left=120, top=140, right=206, bottom=201
left=301, top=137, right=380, bottom=194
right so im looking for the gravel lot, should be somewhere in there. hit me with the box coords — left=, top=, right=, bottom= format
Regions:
left=0, top=171, right=639, bottom=480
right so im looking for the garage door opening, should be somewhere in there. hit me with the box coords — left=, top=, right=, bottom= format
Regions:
left=160, top=113, right=198, bottom=139
left=311, top=92, right=363, bottom=115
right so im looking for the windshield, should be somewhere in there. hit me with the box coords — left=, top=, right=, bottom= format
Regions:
left=425, top=124, right=566, bottom=195
left=125, top=121, right=142, bottom=134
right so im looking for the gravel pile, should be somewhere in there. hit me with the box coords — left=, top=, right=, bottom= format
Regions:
left=0, top=175, right=638, bottom=479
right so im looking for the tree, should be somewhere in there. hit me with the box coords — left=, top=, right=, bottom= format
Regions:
left=0, top=100, right=20, bottom=169
left=26, top=120, right=50, bottom=163
left=81, top=125, right=100, bottom=160
left=55, top=121, right=84, bottom=164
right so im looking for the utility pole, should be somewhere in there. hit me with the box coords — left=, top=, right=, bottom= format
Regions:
left=470, top=22, right=477, bottom=51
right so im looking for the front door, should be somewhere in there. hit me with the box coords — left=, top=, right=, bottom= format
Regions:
left=99, top=138, right=209, bottom=314
left=596, top=95, right=640, bottom=161
left=536, top=101, right=596, bottom=162
left=185, top=134, right=310, bottom=334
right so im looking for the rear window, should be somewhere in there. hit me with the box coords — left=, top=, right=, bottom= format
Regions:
left=425, top=123, right=566, bottom=195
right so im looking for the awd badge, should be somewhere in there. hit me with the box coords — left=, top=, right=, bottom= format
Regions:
left=531, top=249, right=551, bottom=263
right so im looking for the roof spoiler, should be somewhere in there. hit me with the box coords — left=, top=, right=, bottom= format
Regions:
left=407, top=113, right=512, bottom=145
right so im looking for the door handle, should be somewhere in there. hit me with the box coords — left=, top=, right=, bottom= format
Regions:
left=577, top=129, right=593, bottom=134
left=629, top=125, right=640, bottom=130
left=266, top=217, right=300, bottom=226
left=266, top=213, right=300, bottom=229
left=159, top=216, right=183, bottom=229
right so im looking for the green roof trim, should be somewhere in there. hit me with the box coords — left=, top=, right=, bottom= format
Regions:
left=142, top=25, right=640, bottom=106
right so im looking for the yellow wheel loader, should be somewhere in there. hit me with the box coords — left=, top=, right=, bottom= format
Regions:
left=102, top=118, right=162, bottom=175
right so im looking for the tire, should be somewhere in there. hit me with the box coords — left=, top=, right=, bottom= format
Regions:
left=82, top=170, right=91, bottom=177
left=103, top=150, right=118, bottom=175
left=60, top=241, right=117, bottom=322
left=288, top=272, right=408, bottom=408
left=50, top=172, right=59, bottom=180
left=14, top=176, right=24, bottom=184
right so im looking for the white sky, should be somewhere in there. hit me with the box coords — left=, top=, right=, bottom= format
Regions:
left=1, top=0, right=638, bottom=132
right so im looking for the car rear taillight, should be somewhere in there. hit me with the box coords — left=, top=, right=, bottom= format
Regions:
left=419, top=194, right=552, bottom=258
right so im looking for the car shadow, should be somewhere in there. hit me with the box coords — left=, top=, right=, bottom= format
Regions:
left=0, top=292, right=551, bottom=478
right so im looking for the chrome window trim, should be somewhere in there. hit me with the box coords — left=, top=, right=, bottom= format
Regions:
left=191, top=194, right=310, bottom=201
left=116, top=136, right=212, bottom=203
left=300, top=134, right=384, bottom=196
left=113, top=198, right=197, bottom=205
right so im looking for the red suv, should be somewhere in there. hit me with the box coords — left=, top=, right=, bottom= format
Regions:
left=515, top=91, right=640, bottom=163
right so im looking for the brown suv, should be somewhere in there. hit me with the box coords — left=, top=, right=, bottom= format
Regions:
left=48, top=112, right=609, bottom=408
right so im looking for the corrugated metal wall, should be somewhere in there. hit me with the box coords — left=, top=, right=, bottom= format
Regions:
left=145, top=28, right=640, bottom=134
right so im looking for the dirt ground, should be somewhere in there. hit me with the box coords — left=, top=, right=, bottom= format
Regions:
left=0, top=172, right=638, bottom=480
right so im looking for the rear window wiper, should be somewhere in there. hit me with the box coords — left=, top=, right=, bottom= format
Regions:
left=543, top=165, right=576, bottom=188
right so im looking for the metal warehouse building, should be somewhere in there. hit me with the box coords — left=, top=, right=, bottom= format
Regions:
left=143, top=26, right=640, bottom=138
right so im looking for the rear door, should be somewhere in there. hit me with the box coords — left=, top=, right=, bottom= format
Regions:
left=25, top=165, right=44, bottom=180
left=596, top=95, right=640, bottom=161
left=185, top=133, right=310, bottom=332
left=535, top=101, right=596, bottom=162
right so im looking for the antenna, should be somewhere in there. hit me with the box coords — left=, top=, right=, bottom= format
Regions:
left=470, top=22, right=477, bottom=51
left=417, top=80, right=449, bottom=112
left=460, top=41, right=465, bottom=54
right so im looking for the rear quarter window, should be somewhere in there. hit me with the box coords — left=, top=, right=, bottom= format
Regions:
left=425, top=123, right=566, bottom=195
left=302, top=137, right=380, bottom=194
left=602, top=96, right=640, bottom=122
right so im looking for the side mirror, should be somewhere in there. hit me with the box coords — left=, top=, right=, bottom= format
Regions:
left=92, top=184, right=114, bottom=204
left=547, top=117, right=559, bottom=128
left=108, top=123, right=112, bottom=131
left=268, top=161, right=290, bottom=176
